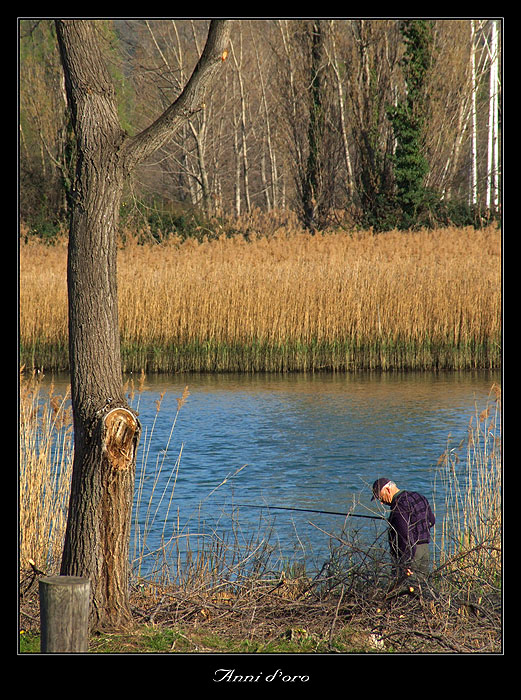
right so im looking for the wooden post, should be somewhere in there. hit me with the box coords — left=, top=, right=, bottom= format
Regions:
left=39, top=576, right=91, bottom=653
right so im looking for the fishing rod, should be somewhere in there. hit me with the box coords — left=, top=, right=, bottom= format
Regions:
left=217, top=503, right=385, bottom=521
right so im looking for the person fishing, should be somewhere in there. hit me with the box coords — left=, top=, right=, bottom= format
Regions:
left=371, top=477, right=435, bottom=585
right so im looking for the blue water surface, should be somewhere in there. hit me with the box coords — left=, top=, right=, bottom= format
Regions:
left=118, top=370, right=500, bottom=577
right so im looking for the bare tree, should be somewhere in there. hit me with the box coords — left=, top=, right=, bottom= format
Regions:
left=470, top=20, right=479, bottom=207
left=230, top=33, right=252, bottom=214
left=250, top=22, right=279, bottom=210
left=345, top=19, right=400, bottom=227
left=486, top=19, right=500, bottom=212
left=55, top=18, right=231, bottom=629
left=326, top=20, right=354, bottom=198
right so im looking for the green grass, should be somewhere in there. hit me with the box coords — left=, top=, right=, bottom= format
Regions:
left=19, top=630, right=41, bottom=653
left=19, top=624, right=387, bottom=654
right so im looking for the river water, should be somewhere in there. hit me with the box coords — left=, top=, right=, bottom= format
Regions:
left=43, top=370, right=500, bottom=579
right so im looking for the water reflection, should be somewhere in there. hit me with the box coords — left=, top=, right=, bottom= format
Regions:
left=44, top=370, right=500, bottom=575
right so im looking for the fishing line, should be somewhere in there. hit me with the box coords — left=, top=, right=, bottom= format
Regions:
left=215, top=502, right=385, bottom=521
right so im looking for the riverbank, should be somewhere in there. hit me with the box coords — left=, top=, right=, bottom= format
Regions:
left=20, top=562, right=502, bottom=654
left=19, top=224, right=501, bottom=373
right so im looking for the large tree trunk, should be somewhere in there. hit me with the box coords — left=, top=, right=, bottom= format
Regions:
left=55, top=18, right=231, bottom=630
left=56, top=19, right=140, bottom=629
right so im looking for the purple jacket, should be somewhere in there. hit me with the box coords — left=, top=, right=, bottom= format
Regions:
left=388, top=490, right=435, bottom=565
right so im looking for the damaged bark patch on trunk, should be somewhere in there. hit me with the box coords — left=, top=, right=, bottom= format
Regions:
left=102, top=407, right=140, bottom=471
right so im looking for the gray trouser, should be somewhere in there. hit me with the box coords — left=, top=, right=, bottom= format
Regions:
left=392, top=543, right=430, bottom=580
left=410, top=543, right=430, bottom=577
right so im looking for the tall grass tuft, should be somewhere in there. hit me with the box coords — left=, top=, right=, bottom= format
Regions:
left=127, top=381, right=267, bottom=588
left=20, top=221, right=501, bottom=373
left=130, top=383, right=189, bottom=579
left=19, top=368, right=73, bottom=572
left=434, top=382, right=501, bottom=585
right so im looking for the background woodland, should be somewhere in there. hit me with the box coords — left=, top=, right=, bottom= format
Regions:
left=19, top=19, right=501, bottom=238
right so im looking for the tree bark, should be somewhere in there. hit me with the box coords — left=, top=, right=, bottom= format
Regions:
left=230, top=37, right=251, bottom=214
left=303, top=20, right=325, bottom=231
left=470, top=20, right=478, bottom=207
left=486, top=19, right=499, bottom=212
left=55, top=18, right=231, bottom=630
left=328, top=20, right=354, bottom=198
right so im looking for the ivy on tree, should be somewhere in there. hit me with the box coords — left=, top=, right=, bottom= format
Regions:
left=387, top=20, right=434, bottom=229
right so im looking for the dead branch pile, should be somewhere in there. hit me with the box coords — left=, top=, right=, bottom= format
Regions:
left=127, top=554, right=502, bottom=653
left=19, top=538, right=502, bottom=653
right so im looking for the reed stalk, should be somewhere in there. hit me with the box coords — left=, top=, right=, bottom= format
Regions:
left=433, top=382, right=501, bottom=584
left=19, top=369, right=73, bottom=572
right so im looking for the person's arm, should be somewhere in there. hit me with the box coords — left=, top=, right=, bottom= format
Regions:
left=389, top=502, right=414, bottom=564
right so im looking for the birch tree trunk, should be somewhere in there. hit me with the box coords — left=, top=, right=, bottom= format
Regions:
left=189, top=111, right=211, bottom=215
left=470, top=20, right=478, bottom=207
left=491, top=20, right=499, bottom=212
left=230, top=36, right=251, bottom=214
left=55, top=18, right=231, bottom=630
left=486, top=19, right=499, bottom=211
left=327, top=20, right=354, bottom=198
left=251, top=25, right=278, bottom=209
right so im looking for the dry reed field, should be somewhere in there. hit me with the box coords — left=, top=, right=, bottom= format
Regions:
left=19, top=223, right=501, bottom=373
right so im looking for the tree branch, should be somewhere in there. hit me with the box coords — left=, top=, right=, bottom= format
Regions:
left=121, top=19, right=232, bottom=171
